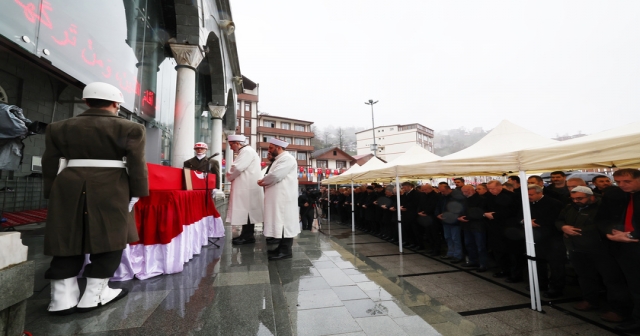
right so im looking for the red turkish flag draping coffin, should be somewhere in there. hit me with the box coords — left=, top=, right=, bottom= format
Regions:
left=147, top=163, right=183, bottom=190
left=113, top=164, right=224, bottom=282
left=187, top=170, right=216, bottom=190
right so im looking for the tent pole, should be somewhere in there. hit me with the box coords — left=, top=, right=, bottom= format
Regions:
left=519, top=170, right=542, bottom=311
left=395, top=175, right=403, bottom=253
left=328, top=184, right=331, bottom=233
left=351, top=180, right=355, bottom=232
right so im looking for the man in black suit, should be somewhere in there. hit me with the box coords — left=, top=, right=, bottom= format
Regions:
left=598, top=169, right=640, bottom=333
left=528, top=184, right=565, bottom=298
left=458, top=185, right=488, bottom=271
left=558, top=186, right=631, bottom=323
left=418, top=184, right=440, bottom=255
left=400, top=182, right=420, bottom=249
left=484, top=180, right=523, bottom=281
left=298, top=190, right=315, bottom=230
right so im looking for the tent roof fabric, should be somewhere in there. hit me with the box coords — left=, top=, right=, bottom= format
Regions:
left=321, top=163, right=361, bottom=185
left=395, top=120, right=558, bottom=178
left=354, top=145, right=440, bottom=181
left=520, top=121, right=640, bottom=171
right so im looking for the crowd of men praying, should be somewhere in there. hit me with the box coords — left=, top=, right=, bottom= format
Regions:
left=316, top=169, right=640, bottom=330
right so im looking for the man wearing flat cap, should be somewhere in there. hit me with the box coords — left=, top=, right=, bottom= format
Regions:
left=183, top=142, right=220, bottom=189
left=258, top=138, right=300, bottom=260
left=226, top=134, right=264, bottom=245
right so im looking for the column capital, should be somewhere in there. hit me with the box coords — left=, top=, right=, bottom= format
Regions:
left=169, top=43, right=204, bottom=70
left=208, top=103, right=226, bottom=119
left=133, top=41, right=165, bottom=65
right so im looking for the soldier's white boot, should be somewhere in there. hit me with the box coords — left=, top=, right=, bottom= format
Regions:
left=77, top=278, right=128, bottom=312
left=48, top=277, right=80, bottom=315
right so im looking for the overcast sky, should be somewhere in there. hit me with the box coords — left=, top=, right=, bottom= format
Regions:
left=230, top=1, right=640, bottom=138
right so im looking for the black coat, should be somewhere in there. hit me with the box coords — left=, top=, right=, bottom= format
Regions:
left=557, top=199, right=606, bottom=253
left=461, top=193, right=487, bottom=232
left=485, top=190, right=523, bottom=250
left=596, top=186, right=639, bottom=237
left=529, top=196, right=564, bottom=241
left=400, top=189, right=420, bottom=221
left=298, top=194, right=314, bottom=215
left=544, top=185, right=570, bottom=203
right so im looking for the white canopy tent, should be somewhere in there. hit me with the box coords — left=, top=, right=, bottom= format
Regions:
left=397, top=120, right=558, bottom=177
left=322, top=163, right=362, bottom=185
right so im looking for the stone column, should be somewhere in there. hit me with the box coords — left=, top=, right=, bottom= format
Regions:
left=208, top=103, right=226, bottom=191
left=169, top=44, right=204, bottom=168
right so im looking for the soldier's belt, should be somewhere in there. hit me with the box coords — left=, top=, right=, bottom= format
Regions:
left=58, top=158, right=127, bottom=175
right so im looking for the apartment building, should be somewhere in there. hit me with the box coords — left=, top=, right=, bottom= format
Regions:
left=356, top=123, right=434, bottom=161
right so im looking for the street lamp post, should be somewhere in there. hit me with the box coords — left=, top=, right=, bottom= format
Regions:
left=364, top=99, right=378, bottom=156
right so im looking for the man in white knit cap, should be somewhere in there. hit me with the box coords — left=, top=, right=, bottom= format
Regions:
left=258, top=138, right=299, bottom=260
left=226, top=134, right=264, bottom=245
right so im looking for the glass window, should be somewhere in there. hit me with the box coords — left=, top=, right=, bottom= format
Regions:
left=286, top=150, right=296, bottom=157
left=245, top=102, right=251, bottom=111
left=294, top=138, right=305, bottom=145
left=263, top=135, right=274, bottom=142
left=245, top=119, right=250, bottom=128
left=263, top=120, right=275, bottom=128
left=336, top=161, right=346, bottom=169
left=261, top=150, right=268, bottom=158
left=317, top=160, right=328, bottom=168
left=297, top=152, right=307, bottom=160
left=281, top=122, right=290, bottom=130
left=294, top=124, right=305, bottom=132
left=282, top=137, right=293, bottom=143
left=237, top=102, right=240, bottom=111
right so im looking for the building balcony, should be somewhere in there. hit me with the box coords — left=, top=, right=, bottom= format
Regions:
left=257, top=126, right=315, bottom=138
left=257, top=142, right=314, bottom=152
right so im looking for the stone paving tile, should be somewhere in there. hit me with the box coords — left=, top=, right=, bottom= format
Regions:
left=285, top=288, right=344, bottom=310
left=465, top=314, right=519, bottom=335
left=355, top=316, right=409, bottom=336
left=318, top=268, right=356, bottom=287
left=394, top=315, right=441, bottom=335
left=311, top=260, right=338, bottom=269
left=490, top=308, right=556, bottom=332
left=515, top=328, right=573, bottom=335
left=214, top=270, right=270, bottom=286
left=559, top=323, right=618, bottom=336
left=293, top=306, right=362, bottom=336
left=332, top=285, right=370, bottom=301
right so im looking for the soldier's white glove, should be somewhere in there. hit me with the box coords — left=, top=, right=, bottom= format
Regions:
left=129, top=197, right=139, bottom=212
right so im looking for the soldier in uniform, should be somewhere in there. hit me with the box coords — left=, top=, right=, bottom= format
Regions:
left=183, top=142, right=220, bottom=189
left=42, top=82, right=149, bottom=314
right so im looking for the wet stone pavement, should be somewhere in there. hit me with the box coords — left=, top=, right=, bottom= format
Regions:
left=19, top=214, right=623, bottom=335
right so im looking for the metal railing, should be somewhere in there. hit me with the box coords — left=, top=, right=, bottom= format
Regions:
left=0, top=177, right=47, bottom=213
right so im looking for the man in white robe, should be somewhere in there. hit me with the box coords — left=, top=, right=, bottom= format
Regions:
left=226, top=135, right=264, bottom=245
left=258, top=138, right=300, bottom=260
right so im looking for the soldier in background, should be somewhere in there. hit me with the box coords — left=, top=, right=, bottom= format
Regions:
left=183, top=142, right=220, bottom=189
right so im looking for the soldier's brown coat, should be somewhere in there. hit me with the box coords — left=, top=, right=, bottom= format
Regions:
left=42, top=109, right=149, bottom=256
left=183, top=156, right=220, bottom=187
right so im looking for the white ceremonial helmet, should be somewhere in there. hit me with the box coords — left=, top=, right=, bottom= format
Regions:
left=82, top=82, right=125, bottom=103
left=194, top=142, right=208, bottom=149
